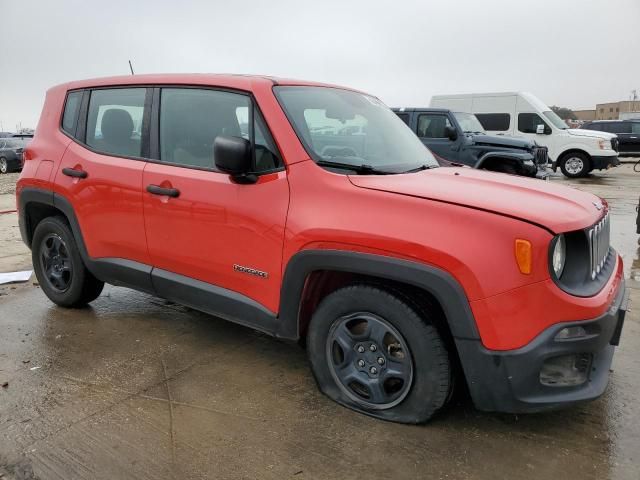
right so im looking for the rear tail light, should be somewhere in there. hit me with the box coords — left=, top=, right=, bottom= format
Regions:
left=23, top=147, right=34, bottom=161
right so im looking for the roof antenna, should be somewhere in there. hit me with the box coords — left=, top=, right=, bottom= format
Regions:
left=128, top=60, right=135, bottom=75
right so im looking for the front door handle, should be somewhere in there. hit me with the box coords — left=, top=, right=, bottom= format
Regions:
left=62, top=167, right=88, bottom=179
left=147, top=184, right=180, bottom=198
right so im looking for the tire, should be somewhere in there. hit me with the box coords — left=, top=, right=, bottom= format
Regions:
left=559, top=152, right=590, bottom=178
left=0, top=157, right=8, bottom=174
left=32, top=216, right=104, bottom=307
left=307, top=285, right=451, bottom=424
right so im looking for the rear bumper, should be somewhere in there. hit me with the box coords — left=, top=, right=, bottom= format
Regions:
left=456, top=279, right=628, bottom=413
left=590, top=154, right=620, bottom=170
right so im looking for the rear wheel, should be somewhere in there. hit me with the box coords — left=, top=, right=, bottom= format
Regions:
left=32, top=216, right=104, bottom=307
left=560, top=152, right=590, bottom=178
left=307, top=285, right=451, bottom=424
left=0, top=157, right=8, bottom=174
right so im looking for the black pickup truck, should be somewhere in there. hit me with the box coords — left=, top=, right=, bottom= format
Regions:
left=393, top=108, right=548, bottom=177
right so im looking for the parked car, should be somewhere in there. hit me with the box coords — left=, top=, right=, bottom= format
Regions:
left=0, top=137, right=29, bottom=173
left=0, top=132, right=13, bottom=138
left=430, top=92, right=620, bottom=178
left=17, top=75, right=628, bottom=423
left=580, top=120, right=640, bottom=156
left=393, top=108, right=548, bottom=177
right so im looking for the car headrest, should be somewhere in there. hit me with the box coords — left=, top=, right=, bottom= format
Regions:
left=101, top=108, right=134, bottom=144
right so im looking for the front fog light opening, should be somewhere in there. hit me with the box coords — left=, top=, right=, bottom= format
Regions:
left=539, top=353, right=592, bottom=387
left=555, top=326, right=588, bottom=341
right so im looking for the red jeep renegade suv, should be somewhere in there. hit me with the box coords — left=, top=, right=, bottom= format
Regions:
left=17, top=75, right=628, bottom=423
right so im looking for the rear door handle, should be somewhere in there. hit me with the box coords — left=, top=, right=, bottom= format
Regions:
left=62, top=167, right=88, bottom=179
left=147, top=184, right=180, bottom=198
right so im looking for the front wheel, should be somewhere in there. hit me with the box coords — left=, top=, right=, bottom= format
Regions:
left=307, top=285, right=452, bottom=424
left=559, top=152, right=590, bottom=178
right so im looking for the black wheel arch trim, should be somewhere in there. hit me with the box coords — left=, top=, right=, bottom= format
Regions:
left=18, top=187, right=55, bottom=249
left=276, top=249, right=480, bottom=341
left=474, top=151, right=534, bottom=170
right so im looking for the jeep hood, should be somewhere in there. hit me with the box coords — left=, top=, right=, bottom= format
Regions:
left=567, top=128, right=616, bottom=140
left=470, top=134, right=533, bottom=149
left=349, top=167, right=603, bottom=233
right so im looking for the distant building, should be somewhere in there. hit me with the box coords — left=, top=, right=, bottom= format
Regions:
left=573, top=109, right=596, bottom=121
left=595, top=100, right=640, bottom=120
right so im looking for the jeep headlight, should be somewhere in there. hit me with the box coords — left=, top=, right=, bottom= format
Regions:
left=552, top=235, right=566, bottom=278
left=598, top=139, right=610, bottom=150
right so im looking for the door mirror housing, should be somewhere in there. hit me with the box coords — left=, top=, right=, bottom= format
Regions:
left=444, top=125, right=458, bottom=141
left=214, top=135, right=256, bottom=184
left=536, top=124, right=547, bottom=135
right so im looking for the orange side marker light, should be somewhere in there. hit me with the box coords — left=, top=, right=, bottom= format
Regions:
left=515, top=239, right=532, bottom=274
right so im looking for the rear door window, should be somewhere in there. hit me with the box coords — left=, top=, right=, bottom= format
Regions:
left=475, top=113, right=510, bottom=131
left=86, top=88, right=147, bottom=158
left=597, top=123, right=614, bottom=133
left=613, top=122, right=631, bottom=134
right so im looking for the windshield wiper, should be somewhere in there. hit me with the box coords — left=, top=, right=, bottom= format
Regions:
left=402, top=164, right=439, bottom=173
left=316, top=159, right=392, bottom=175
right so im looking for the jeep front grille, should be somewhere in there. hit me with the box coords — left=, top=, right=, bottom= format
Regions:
left=611, top=138, right=619, bottom=152
left=533, top=146, right=549, bottom=165
left=587, top=212, right=610, bottom=280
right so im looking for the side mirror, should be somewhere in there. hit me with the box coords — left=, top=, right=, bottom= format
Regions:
left=214, top=135, right=256, bottom=184
left=536, top=124, right=546, bottom=135
left=444, top=125, right=458, bottom=141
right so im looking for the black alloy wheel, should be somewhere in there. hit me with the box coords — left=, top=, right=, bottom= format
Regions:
left=39, top=233, right=73, bottom=292
left=326, top=312, right=413, bottom=409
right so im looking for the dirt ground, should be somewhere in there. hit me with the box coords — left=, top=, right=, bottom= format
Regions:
left=1, top=164, right=639, bottom=480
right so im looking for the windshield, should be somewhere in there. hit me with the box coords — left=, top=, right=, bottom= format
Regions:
left=274, top=86, right=439, bottom=173
left=543, top=110, right=569, bottom=129
left=453, top=112, right=485, bottom=133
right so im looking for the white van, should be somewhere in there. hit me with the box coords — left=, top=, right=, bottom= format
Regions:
left=430, top=92, right=620, bottom=178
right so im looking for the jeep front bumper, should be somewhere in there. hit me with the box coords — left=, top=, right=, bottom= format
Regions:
left=455, top=279, right=628, bottom=413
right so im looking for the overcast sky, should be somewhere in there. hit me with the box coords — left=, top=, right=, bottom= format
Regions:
left=1, top=0, right=639, bottom=131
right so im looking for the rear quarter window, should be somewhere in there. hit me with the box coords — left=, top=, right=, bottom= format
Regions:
left=475, top=113, right=510, bottom=131
left=62, top=91, right=83, bottom=136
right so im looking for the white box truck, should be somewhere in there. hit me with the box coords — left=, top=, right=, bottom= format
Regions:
left=430, top=92, right=620, bottom=178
